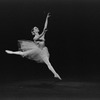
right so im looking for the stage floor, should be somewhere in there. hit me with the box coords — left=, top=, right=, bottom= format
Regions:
left=0, top=79, right=100, bottom=100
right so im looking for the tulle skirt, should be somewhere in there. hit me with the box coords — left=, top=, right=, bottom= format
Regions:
left=18, top=40, right=50, bottom=63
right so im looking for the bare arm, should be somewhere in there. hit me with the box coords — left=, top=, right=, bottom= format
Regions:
left=39, top=13, right=51, bottom=38
left=43, top=13, right=51, bottom=31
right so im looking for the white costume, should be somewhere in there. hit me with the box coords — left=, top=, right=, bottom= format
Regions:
left=5, top=13, right=62, bottom=80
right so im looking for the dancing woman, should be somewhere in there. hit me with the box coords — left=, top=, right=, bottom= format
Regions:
left=5, top=13, right=62, bottom=80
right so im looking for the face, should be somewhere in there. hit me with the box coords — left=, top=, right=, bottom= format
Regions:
left=31, top=27, right=39, bottom=35
left=33, top=27, right=39, bottom=33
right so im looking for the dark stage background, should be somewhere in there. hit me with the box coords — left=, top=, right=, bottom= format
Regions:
left=0, top=0, right=100, bottom=82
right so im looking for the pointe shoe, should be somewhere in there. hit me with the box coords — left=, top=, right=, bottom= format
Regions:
left=54, top=74, right=62, bottom=80
left=5, top=50, right=13, bottom=54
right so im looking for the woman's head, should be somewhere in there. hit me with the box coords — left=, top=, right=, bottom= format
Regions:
left=31, top=26, right=39, bottom=35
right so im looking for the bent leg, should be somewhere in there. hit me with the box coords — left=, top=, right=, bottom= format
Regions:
left=43, top=56, right=62, bottom=80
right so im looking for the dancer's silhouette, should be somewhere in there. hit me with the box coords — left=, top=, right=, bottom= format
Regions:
left=5, top=13, right=62, bottom=80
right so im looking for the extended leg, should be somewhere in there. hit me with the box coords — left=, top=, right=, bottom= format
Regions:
left=5, top=49, right=35, bottom=57
left=5, top=50, right=24, bottom=55
left=43, top=56, right=62, bottom=80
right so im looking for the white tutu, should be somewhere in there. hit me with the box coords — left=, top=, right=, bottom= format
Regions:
left=5, top=40, right=61, bottom=80
left=18, top=40, right=50, bottom=63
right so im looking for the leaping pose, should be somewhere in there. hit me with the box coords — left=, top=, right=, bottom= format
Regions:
left=5, top=13, right=62, bottom=80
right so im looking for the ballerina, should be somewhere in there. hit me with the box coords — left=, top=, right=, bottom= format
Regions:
left=5, top=13, right=62, bottom=80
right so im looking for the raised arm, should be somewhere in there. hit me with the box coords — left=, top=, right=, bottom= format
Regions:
left=43, top=13, right=50, bottom=31
left=39, top=13, right=51, bottom=38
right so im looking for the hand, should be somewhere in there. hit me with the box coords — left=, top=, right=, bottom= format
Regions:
left=47, top=13, right=51, bottom=18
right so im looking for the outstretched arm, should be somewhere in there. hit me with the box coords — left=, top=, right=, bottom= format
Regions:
left=39, top=13, right=51, bottom=38
left=43, top=13, right=51, bottom=31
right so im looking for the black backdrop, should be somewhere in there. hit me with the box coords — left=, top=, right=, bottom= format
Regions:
left=0, top=0, right=100, bottom=82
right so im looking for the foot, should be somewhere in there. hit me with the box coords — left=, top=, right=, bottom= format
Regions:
left=54, top=73, right=62, bottom=80
left=5, top=50, right=14, bottom=54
